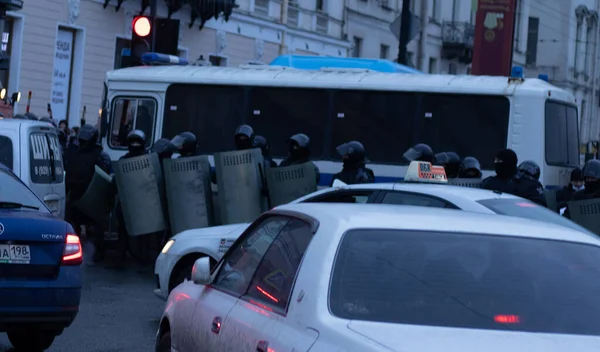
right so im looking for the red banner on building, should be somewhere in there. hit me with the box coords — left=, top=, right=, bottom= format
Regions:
left=471, top=0, right=516, bottom=76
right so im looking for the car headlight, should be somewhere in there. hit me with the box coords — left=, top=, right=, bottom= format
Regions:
left=161, top=239, right=175, bottom=254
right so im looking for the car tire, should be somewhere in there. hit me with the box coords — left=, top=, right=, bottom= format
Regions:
left=156, top=331, right=171, bottom=352
left=8, top=330, right=57, bottom=351
left=170, top=263, right=194, bottom=292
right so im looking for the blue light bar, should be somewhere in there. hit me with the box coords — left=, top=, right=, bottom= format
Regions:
left=538, top=73, right=549, bottom=82
left=121, top=48, right=131, bottom=57
left=511, top=66, right=524, bottom=78
left=141, top=52, right=188, bottom=66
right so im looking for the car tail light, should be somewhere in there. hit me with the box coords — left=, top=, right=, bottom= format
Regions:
left=62, top=234, right=83, bottom=265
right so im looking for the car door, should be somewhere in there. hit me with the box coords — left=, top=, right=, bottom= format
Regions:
left=377, top=191, right=459, bottom=209
left=171, top=216, right=290, bottom=352
left=302, top=189, right=381, bottom=204
left=216, top=216, right=318, bottom=352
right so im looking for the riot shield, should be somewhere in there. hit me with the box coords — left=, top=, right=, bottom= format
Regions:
left=544, top=190, right=558, bottom=212
left=163, top=155, right=214, bottom=235
left=112, top=153, right=166, bottom=236
left=448, top=178, right=482, bottom=188
left=215, top=148, right=265, bottom=224
left=266, top=162, right=318, bottom=206
left=567, top=199, right=600, bottom=235
left=74, top=165, right=113, bottom=226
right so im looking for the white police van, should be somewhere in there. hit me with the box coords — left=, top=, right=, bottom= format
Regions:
left=100, top=54, right=579, bottom=189
left=0, top=119, right=65, bottom=218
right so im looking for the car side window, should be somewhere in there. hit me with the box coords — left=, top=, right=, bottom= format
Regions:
left=306, top=191, right=375, bottom=204
left=212, top=217, right=290, bottom=296
left=245, top=218, right=314, bottom=311
left=381, top=192, right=450, bottom=208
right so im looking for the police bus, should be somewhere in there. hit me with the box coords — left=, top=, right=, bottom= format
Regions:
left=100, top=54, right=579, bottom=188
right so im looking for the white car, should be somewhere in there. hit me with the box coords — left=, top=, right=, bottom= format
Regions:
left=156, top=203, right=600, bottom=352
left=153, top=182, right=590, bottom=300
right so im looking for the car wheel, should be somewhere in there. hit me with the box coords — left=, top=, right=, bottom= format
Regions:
left=8, top=330, right=57, bottom=351
left=170, top=263, right=194, bottom=292
left=156, top=331, right=171, bottom=352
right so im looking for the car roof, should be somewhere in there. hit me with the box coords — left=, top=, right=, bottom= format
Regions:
left=273, top=203, right=600, bottom=246
left=0, top=119, right=54, bottom=127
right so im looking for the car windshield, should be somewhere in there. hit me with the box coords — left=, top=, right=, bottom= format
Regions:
left=477, top=198, right=593, bottom=235
left=0, top=169, right=48, bottom=212
left=330, top=229, right=600, bottom=335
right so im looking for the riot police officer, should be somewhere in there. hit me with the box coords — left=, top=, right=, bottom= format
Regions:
left=514, top=160, right=546, bottom=206
left=279, top=133, right=320, bottom=183
left=556, top=167, right=584, bottom=210
left=170, top=131, right=197, bottom=157
left=253, top=135, right=277, bottom=167
left=153, top=138, right=177, bottom=161
left=64, top=124, right=111, bottom=261
left=331, top=141, right=375, bottom=186
left=403, top=143, right=434, bottom=163
left=564, top=159, right=600, bottom=218
left=39, top=116, right=56, bottom=127
left=123, top=130, right=146, bottom=158
left=234, top=124, right=255, bottom=150
left=481, top=149, right=519, bottom=194
left=24, top=112, right=38, bottom=120
left=435, top=152, right=460, bottom=178
left=459, top=157, right=482, bottom=178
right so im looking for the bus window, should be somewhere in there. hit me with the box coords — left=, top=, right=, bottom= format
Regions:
left=163, top=84, right=245, bottom=154
left=0, top=136, right=13, bottom=170
left=248, top=87, right=327, bottom=158
left=109, top=97, right=156, bottom=149
left=419, top=94, right=509, bottom=170
left=331, top=90, right=415, bottom=164
left=545, top=101, right=579, bottom=167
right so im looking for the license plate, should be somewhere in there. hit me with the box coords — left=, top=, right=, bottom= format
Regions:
left=0, top=244, right=31, bottom=264
left=45, top=200, right=59, bottom=213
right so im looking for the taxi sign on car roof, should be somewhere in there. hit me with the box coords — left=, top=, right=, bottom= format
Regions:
left=404, top=161, right=448, bottom=184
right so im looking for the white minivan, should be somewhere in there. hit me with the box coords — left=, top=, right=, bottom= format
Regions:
left=0, top=119, right=65, bottom=219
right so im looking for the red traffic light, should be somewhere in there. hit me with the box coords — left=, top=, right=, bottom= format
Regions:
left=133, top=16, right=151, bottom=37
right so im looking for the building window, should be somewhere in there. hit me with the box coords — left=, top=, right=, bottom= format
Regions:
left=431, top=0, right=440, bottom=21
left=380, top=44, right=389, bottom=59
left=514, top=0, right=524, bottom=51
left=0, top=17, right=14, bottom=90
left=316, top=0, right=324, bottom=11
left=428, top=57, right=437, bottom=73
left=526, top=17, right=539, bottom=66
left=353, top=37, right=362, bottom=57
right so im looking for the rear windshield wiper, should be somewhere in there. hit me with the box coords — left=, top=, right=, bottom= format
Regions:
left=0, top=202, right=39, bottom=210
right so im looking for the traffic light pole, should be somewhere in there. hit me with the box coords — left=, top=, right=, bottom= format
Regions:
left=397, top=0, right=411, bottom=64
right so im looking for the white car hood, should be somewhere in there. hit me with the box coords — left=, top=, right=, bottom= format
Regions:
left=173, top=223, right=250, bottom=241
left=347, top=321, right=600, bottom=352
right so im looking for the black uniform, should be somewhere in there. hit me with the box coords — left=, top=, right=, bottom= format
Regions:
left=435, top=151, right=460, bottom=178
left=556, top=168, right=584, bottom=210
left=253, top=135, right=277, bottom=168
left=564, top=160, right=600, bottom=218
left=170, top=131, right=198, bottom=157
left=331, top=141, right=375, bottom=186
left=279, top=133, right=320, bottom=183
left=64, top=124, right=111, bottom=260
left=403, top=143, right=434, bottom=163
left=481, top=149, right=519, bottom=194
left=459, top=156, right=482, bottom=178
left=513, top=160, right=546, bottom=206
left=153, top=138, right=178, bottom=161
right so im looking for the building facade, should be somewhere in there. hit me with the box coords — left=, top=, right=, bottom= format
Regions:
left=3, top=0, right=350, bottom=127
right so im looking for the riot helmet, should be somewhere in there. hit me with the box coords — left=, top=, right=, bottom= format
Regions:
left=403, top=143, right=434, bottom=163
left=337, top=141, right=366, bottom=167
left=435, top=151, right=461, bottom=178
left=24, top=112, right=38, bottom=120
left=583, top=159, right=600, bottom=192
left=459, top=156, right=482, bottom=178
left=234, top=124, right=254, bottom=150
left=253, top=135, right=270, bottom=154
left=288, top=133, right=310, bottom=159
left=78, top=124, right=99, bottom=148
left=126, top=129, right=146, bottom=155
left=494, top=148, right=518, bottom=179
left=171, top=131, right=197, bottom=157
left=518, top=160, right=541, bottom=180
left=152, top=138, right=177, bottom=159
left=570, top=167, right=585, bottom=191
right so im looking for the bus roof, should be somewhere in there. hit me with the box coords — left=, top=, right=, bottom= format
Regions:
left=269, top=55, right=423, bottom=74
left=105, top=65, right=575, bottom=99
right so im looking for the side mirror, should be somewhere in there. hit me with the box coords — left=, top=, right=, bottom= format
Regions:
left=192, top=257, right=211, bottom=285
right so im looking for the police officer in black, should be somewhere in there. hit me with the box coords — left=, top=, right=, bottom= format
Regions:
left=435, top=151, right=461, bottom=178
left=153, top=138, right=178, bottom=162
left=459, top=157, right=482, bottom=178
left=331, top=141, right=375, bottom=186
left=564, top=160, right=600, bottom=218
left=64, top=124, right=111, bottom=261
left=170, top=131, right=198, bottom=157
left=253, top=135, right=277, bottom=167
left=403, top=143, right=434, bottom=163
left=279, top=133, right=320, bottom=183
left=234, top=124, right=255, bottom=150
left=514, top=160, right=546, bottom=206
left=481, top=149, right=519, bottom=194
left=556, top=167, right=584, bottom=210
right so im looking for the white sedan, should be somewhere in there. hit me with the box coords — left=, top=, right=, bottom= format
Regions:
left=153, top=182, right=590, bottom=300
left=156, top=203, right=600, bottom=352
